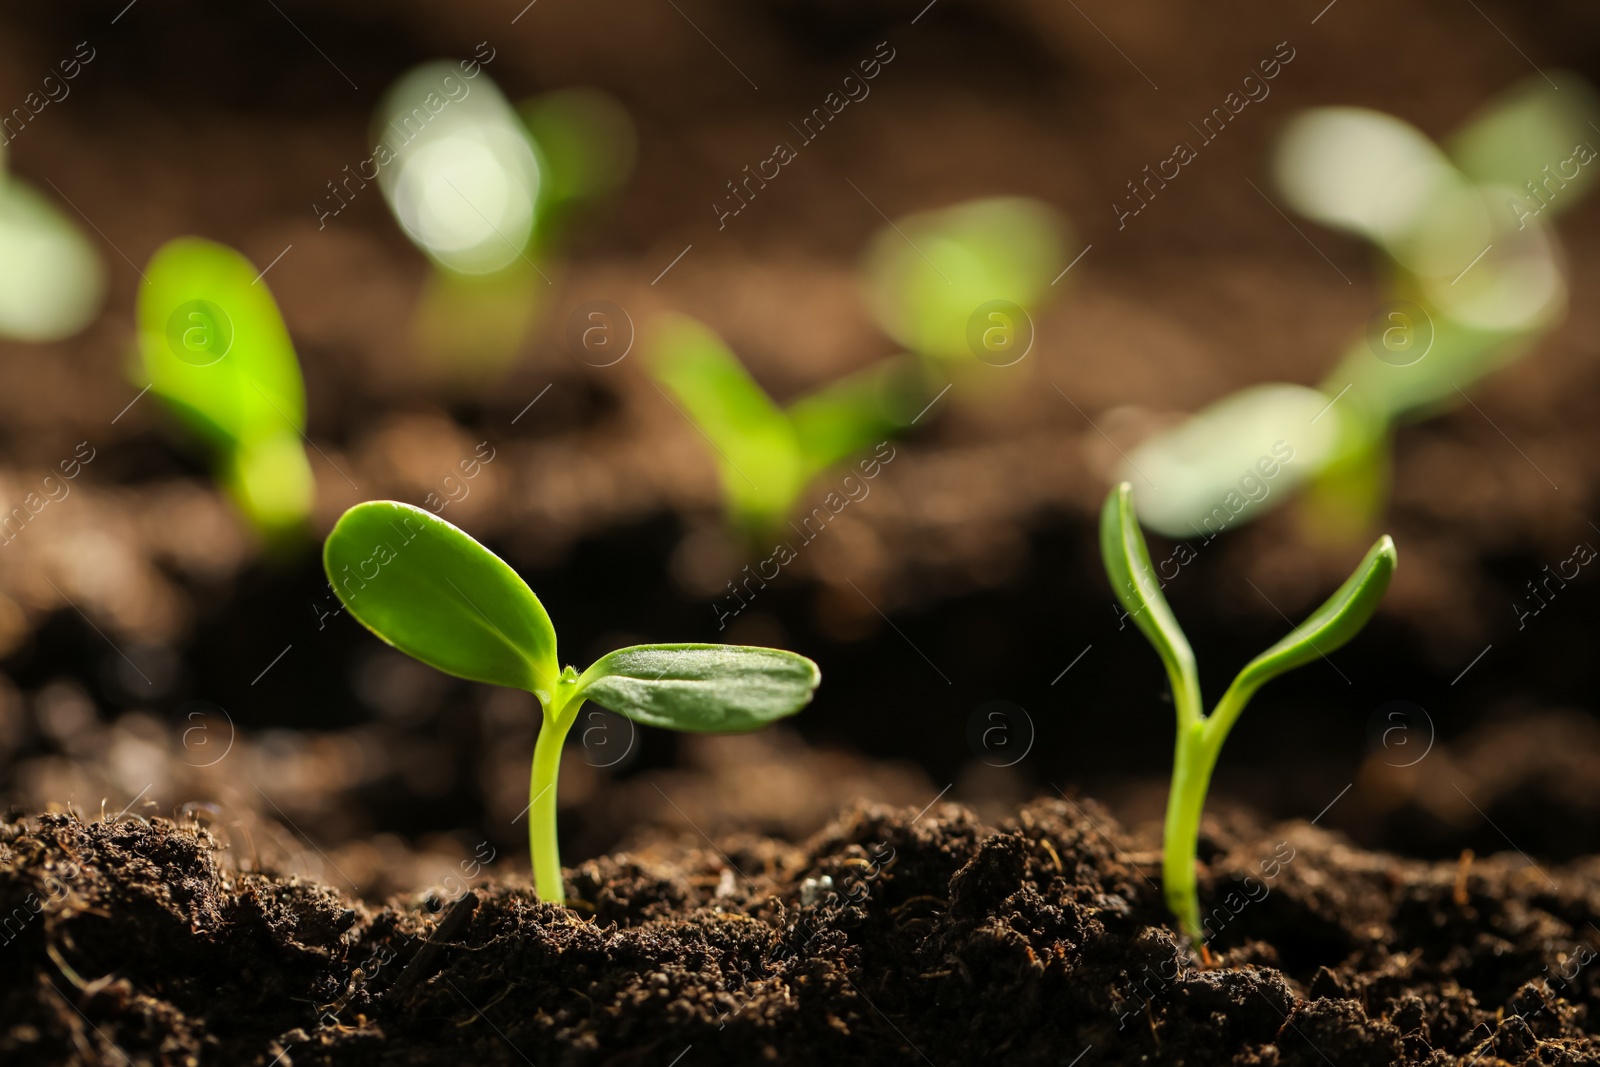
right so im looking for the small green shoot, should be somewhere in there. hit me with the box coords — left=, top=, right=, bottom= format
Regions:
left=136, top=237, right=313, bottom=542
left=322, top=500, right=820, bottom=904
left=649, top=314, right=923, bottom=543
left=1100, top=483, right=1396, bottom=943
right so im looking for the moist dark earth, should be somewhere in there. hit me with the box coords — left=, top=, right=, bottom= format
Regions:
left=1, top=0, right=1598, bottom=887
left=6, top=798, right=1600, bottom=1067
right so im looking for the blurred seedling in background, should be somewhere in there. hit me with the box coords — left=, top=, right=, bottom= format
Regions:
left=860, top=196, right=1075, bottom=381
left=0, top=140, right=104, bottom=341
left=648, top=314, right=925, bottom=547
left=1124, top=73, right=1599, bottom=544
left=374, top=61, right=635, bottom=380
left=136, top=238, right=314, bottom=546
left=323, top=500, right=820, bottom=904
left=647, top=198, right=1068, bottom=547
left=1101, top=483, right=1395, bottom=944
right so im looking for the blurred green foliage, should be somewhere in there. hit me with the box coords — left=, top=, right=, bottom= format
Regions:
left=136, top=237, right=314, bottom=543
left=648, top=314, right=923, bottom=544
left=860, top=196, right=1072, bottom=366
left=374, top=62, right=635, bottom=379
left=653, top=195, right=1076, bottom=546
left=1124, top=73, right=1598, bottom=541
left=0, top=143, right=103, bottom=341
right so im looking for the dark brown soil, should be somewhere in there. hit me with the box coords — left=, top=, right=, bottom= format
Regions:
left=2, top=0, right=1599, bottom=862
left=6, top=796, right=1600, bottom=1066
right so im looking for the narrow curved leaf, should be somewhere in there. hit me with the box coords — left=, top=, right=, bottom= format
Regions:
left=1100, top=482, right=1201, bottom=724
left=1228, top=535, right=1397, bottom=702
left=572, top=643, right=820, bottom=732
left=324, top=501, right=561, bottom=699
left=789, top=355, right=926, bottom=477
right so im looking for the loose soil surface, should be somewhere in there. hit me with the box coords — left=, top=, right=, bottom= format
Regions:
left=6, top=797, right=1600, bottom=1066
left=1, top=0, right=1598, bottom=856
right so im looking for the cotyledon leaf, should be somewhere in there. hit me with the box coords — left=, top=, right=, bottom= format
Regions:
left=572, top=643, right=820, bottom=732
left=1225, top=534, right=1397, bottom=706
left=1101, top=482, right=1202, bottom=724
left=324, top=501, right=561, bottom=700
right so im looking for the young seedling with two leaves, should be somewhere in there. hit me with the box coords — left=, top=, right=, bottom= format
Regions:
left=136, top=238, right=315, bottom=545
left=651, top=198, right=1075, bottom=546
left=323, top=499, right=820, bottom=904
left=650, top=314, right=923, bottom=546
left=1122, top=74, right=1599, bottom=545
left=1100, top=483, right=1396, bottom=944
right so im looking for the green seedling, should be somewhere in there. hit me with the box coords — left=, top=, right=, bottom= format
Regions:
left=1123, top=73, right=1599, bottom=542
left=651, top=199, right=1070, bottom=544
left=372, top=62, right=634, bottom=378
left=136, top=237, right=313, bottom=543
left=0, top=141, right=104, bottom=341
left=1100, top=483, right=1395, bottom=943
left=649, top=314, right=924, bottom=545
left=860, top=196, right=1073, bottom=368
left=323, top=499, right=820, bottom=904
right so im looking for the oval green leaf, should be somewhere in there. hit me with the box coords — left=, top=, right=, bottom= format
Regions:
left=1121, top=383, right=1349, bottom=538
left=138, top=237, right=306, bottom=453
left=323, top=501, right=560, bottom=700
left=374, top=62, right=541, bottom=276
left=572, top=643, right=819, bottom=732
left=1448, top=72, right=1600, bottom=210
left=1101, top=482, right=1202, bottom=725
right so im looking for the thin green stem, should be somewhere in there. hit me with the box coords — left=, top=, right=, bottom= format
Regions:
left=1162, top=719, right=1208, bottom=942
left=1164, top=683, right=1255, bottom=944
left=1170, top=651, right=1203, bottom=732
left=529, top=677, right=583, bottom=906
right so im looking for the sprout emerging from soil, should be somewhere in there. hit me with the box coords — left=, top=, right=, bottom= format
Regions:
left=648, top=314, right=924, bottom=544
left=323, top=500, right=820, bottom=904
left=1100, top=482, right=1396, bottom=942
left=137, top=237, right=314, bottom=543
